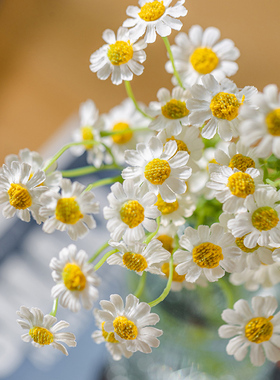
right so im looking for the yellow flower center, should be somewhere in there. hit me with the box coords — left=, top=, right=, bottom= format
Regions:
left=112, top=122, right=133, bottom=144
left=227, top=172, right=255, bottom=198
left=166, top=136, right=190, bottom=154
left=157, top=234, right=174, bottom=253
left=81, top=126, right=94, bottom=150
left=228, top=154, right=255, bottom=172
left=29, top=327, right=54, bottom=345
left=55, top=197, right=83, bottom=224
left=190, top=47, right=219, bottom=75
left=252, top=206, right=279, bottom=231
left=161, top=262, right=185, bottom=282
left=155, top=193, right=179, bottom=215
left=113, top=316, right=138, bottom=340
left=107, top=41, right=133, bottom=66
left=210, top=92, right=242, bottom=121
left=245, top=317, right=273, bottom=344
left=122, top=251, right=148, bottom=272
left=193, top=242, right=223, bottom=269
left=8, top=183, right=32, bottom=209
left=62, top=263, right=86, bottom=291
left=266, top=108, right=280, bottom=136
left=161, top=99, right=189, bottom=120
left=138, top=1, right=165, bottom=21
left=235, top=235, right=259, bottom=253
left=101, top=322, right=119, bottom=343
left=144, top=158, right=171, bottom=185
left=120, top=200, right=145, bottom=228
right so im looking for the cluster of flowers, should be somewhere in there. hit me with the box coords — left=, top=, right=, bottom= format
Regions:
left=1, top=0, right=280, bottom=369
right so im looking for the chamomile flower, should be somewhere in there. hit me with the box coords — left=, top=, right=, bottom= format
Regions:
left=187, top=74, right=257, bottom=140
left=207, top=166, right=263, bottom=213
left=239, top=84, right=280, bottom=158
left=16, top=306, right=76, bottom=356
left=90, top=27, right=147, bottom=85
left=165, top=25, right=240, bottom=87
left=123, top=0, right=188, bottom=44
left=40, top=179, right=99, bottom=240
left=103, top=179, right=160, bottom=243
left=122, top=136, right=192, bottom=203
left=227, top=188, right=280, bottom=248
left=219, top=296, right=280, bottom=366
left=50, top=244, right=100, bottom=313
left=174, top=224, right=241, bottom=283
left=107, top=238, right=170, bottom=275
left=92, top=309, right=133, bottom=360
left=96, top=293, right=162, bottom=353
left=0, top=162, right=47, bottom=223
left=148, top=87, right=191, bottom=136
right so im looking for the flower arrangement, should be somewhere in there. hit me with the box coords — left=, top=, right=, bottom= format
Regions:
left=3, top=0, right=280, bottom=371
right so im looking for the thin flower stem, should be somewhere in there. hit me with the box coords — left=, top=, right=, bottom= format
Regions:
left=43, top=140, right=97, bottom=172
left=61, top=164, right=122, bottom=178
left=148, top=255, right=174, bottom=308
left=94, top=249, right=118, bottom=271
left=134, top=272, right=147, bottom=299
left=162, top=36, right=184, bottom=89
left=100, top=127, right=149, bottom=137
left=88, top=241, right=110, bottom=263
left=144, top=217, right=160, bottom=245
left=49, top=298, right=58, bottom=317
left=124, top=81, right=153, bottom=120
left=84, top=175, right=123, bottom=192
left=218, top=277, right=235, bottom=309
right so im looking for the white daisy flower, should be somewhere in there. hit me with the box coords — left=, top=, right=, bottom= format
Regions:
left=90, top=27, right=147, bottom=85
left=239, top=84, right=280, bottom=158
left=103, top=179, right=160, bottom=243
left=71, top=99, right=107, bottom=168
left=92, top=309, right=133, bottom=361
left=155, top=224, right=177, bottom=254
left=49, top=244, right=100, bottom=313
left=187, top=74, right=257, bottom=141
left=228, top=188, right=280, bottom=248
left=218, top=296, right=280, bottom=366
left=122, top=136, right=192, bottom=203
left=16, top=306, right=76, bottom=356
left=40, top=178, right=99, bottom=240
left=148, top=87, right=191, bottom=136
left=207, top=166, right=263, bottom=213
left=107, top=238, right=170, bottom=275
left=165, top=25, right=240, bottom=87
left=174, top=224, right=241, bottom=283
left=0, top=162, right=47, bottom=223
left=123, top=0, right=187, bottom=44
left=97, top=293, right=162, bottom=353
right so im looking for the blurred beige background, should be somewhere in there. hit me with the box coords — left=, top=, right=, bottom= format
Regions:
left=0, top=0, right=279, bottom=163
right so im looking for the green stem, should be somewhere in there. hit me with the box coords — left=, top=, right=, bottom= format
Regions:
left=100, top=127, right=149, bottom=137
left=61, top=164, right=122, bottom=178
left=218, top=277, right=235, bottom=309
left=148, top=255, right=173, bottom=308
left=94, top=249, right=118, bottom=271
left=134, top=272, right=147, bottom=299
left=124, top=81, right=153, bottom=120
left=84, top=175, right=123, bottom=192
left=88, top=242, right=110, bottom=263
left=162, top=36, right=184, bottom=89
left=43, top=140, right=97, bottom=172
left=49, top=298, right=58, bottom=317
left=144, top=217, right=160, bottom=245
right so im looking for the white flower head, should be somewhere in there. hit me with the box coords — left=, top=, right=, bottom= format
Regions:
left=122, top=136, right=192, bottom=203
left=239, top=84, right=280, bottom=158
left=148, top=87, right=192, bottom=136
left=207, top=166, right=263, bottom=213
left=187, top=74, right=257, bottom=141
left=107, top=238, right=170, bottom=275
left=174, top=224, right=241, bottom=283
left=90, top=27, right=147, bottom=85
left=16, top=306, right=76, bottom=356
left=40, top=178, right=99, bottom=240
left=103, top=179, right=160, bottom=243
left=165, top=25, right=240, bottom=87
left=50, top=244, right=100, bottom=313
left=219, top=296, right=280, bottom=366
left=123, top=0, right=187, bottom=44
left=97, top=293, right=162, bottom=353
left=0, top=161, right=47, bottom=223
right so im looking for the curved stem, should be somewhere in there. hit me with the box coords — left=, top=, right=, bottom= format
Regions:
left=88, top=241, right=109, bottom=263
left=49, top=298, right=58, bottom=317
left=134, top=272, right=147, bottom=299
left=61, top=164, right=122, bottom=178
left=94, top=249, right=118, bottom=271
left=144, top=217, right=160, bottom=245
left=218, top=277, right=235, bottom=309
left=124, top=81, right=153, bottom=120
left=162, top=36, right=184, bottom=89
left=148, top=255, right=173, bottom=308
left=84, top=175, right=123, bottom=192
